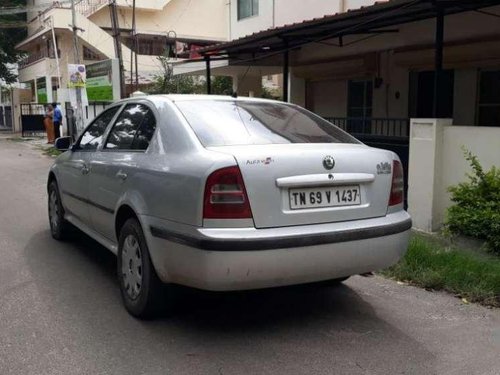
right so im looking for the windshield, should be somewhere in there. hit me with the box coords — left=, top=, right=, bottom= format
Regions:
left=174, top=100, right=360, bottom=147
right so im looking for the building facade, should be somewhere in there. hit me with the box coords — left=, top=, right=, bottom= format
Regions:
left=176, top=0, right=386, bottom=96
left=16, top=0, right=229, bottom=103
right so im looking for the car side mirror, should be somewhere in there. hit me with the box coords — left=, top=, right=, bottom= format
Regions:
left=54, top=136, right=72, bottom=152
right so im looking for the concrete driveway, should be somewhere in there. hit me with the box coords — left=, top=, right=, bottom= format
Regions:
left=0, top=138, right=499, bottom=375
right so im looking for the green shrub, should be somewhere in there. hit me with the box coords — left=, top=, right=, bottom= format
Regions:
left=445, top=148, right=500, bottom=254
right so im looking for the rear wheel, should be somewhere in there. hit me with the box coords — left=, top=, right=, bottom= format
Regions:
left=117, top=218, right=172, bottom=319
left=48, top=181, right=72, bottom=240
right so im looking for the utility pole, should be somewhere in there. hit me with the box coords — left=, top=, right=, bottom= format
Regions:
left=132, top=0, right=139, bottom=91
left=70, top=0, right=84, bottom=137
left=49, top=17, right=62, bottom=89
left=109, top=0, right=125, bottom=98
left=71, top=0, right=80, bottom=63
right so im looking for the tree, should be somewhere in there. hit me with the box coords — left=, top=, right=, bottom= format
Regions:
left=147, top=50, right=233, bottom=95
left=211, top=76, right=233, bottom=95
left=0, top=0, right=27, bottom=84
left=146, top=51, right=202, bottom=94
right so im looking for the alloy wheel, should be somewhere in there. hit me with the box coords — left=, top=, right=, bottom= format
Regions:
left=49, top=189, right=59, bottom=231
left=121, top=234, right=143, bottom=300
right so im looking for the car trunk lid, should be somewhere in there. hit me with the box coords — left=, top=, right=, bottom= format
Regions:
left=208, top=144, right=395, bottom=229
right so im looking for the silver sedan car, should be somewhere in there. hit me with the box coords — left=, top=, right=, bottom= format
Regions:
left=48, top=95, right=411, bottom=318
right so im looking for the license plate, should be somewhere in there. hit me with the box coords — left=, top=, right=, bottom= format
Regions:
left=289, top=185, right=361, bottom=210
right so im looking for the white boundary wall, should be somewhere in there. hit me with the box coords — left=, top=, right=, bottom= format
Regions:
left=408, top=119, right=500, bottom=232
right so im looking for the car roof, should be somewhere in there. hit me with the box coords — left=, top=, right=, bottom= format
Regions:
left=121, top=94, right=285, bottom=105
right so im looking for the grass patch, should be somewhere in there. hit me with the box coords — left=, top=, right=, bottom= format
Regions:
left=6, top=137, right=36, bottom=142
left=42, top=147, right=63, bottom=157
left=381, top=233, right=500, bottom=307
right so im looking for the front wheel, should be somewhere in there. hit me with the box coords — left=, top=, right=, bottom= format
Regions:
left=48, top=181, right=72, bottom=240
left=117, top=218, right=172, bottom=319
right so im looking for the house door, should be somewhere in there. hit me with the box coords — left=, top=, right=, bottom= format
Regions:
left=409, top=70, right=454, bottom=118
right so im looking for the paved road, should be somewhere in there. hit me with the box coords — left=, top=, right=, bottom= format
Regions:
left=1, top=138, right=499, bottom=375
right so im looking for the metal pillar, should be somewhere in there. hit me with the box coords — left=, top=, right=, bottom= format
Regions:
left=70, top=0, right=83, bottom=137
left=49, top=17, right=61, bottom=90
left=283, top=47, right=289, bottom=102
left=109, top=0, right=125, bottom=98
left=132, top=0, right=139, bottom=91
left=433, top=6, right=444, bottom=118
left=205, top=56, right=211, bottom=94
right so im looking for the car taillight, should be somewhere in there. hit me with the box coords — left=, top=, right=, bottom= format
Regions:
left=203, top=166, right=253, bottom=219
left=389, top=160, right=404, bottom=206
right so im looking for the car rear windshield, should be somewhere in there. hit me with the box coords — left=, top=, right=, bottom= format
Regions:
left=174, top=100, right=360, bottom=146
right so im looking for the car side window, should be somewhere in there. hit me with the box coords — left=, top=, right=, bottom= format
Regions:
left=78, top=106, right=120, bottom=151
left=105, top=103, right=156, bottom=151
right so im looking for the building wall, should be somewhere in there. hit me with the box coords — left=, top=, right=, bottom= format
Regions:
left=27, top=0, right=56, bottom=34
left=11, top=88, right=32, bottom=132
left=305, top=53, right=409, bottom=120
left=274, top=0, right=341, bottom=28
left=229, top=0, right=274, bottom=40
left=408, top=120, right=500, bottom=232
left=306, top=80, right=348, bottom=118
left=90, top=0, right=228, bottom=41
left=115, top=0, right=171, bottom=10
left=302, top=46, right=498, bottom=125
left=229, top=0, right=387, bottom=40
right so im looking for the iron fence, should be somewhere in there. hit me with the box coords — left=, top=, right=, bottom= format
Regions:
left=324, top=117, right=410, bottom=138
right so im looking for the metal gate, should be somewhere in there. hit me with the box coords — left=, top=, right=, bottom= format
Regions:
left=20, top=104, right=46, bottom=136
left=325, top=117, right=410, bottom=208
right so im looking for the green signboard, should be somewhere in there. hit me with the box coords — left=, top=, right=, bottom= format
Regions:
left=86, top=60, right=114, bottom=101
left=36, top=77, right=47, bottom=103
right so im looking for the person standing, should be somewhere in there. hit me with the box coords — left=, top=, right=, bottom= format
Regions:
left=44, top=104, right=55, bottom=144
left=52, top=103, right=62, bottom=139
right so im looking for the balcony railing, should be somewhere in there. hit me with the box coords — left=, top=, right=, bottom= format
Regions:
left=323, top=117, right=410, bottom=138
left=75, top=0, right=108, bottom=17
left=18, top=48, right=60, bottom=69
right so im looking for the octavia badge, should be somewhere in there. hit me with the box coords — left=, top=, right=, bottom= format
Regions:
left=323, top=155, right=335, bottom=170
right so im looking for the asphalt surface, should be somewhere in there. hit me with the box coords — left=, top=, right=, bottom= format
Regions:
left=1, top=137, right=499, bottom=375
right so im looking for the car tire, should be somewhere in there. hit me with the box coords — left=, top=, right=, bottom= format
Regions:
left=117, top=218, right=171, bottom=319
left=48, top=180, right=72, bottom=240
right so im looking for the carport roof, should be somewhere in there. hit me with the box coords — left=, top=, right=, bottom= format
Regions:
left=180, top=0, right=500, bottom=61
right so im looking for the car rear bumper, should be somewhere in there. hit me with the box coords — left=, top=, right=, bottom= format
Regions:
left=141, top=211, right=411, bottom=291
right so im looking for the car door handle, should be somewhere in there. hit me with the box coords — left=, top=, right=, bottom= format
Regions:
left=116, top=171, right=128, bottom=181
left=81, top=165, right=90, bottom=175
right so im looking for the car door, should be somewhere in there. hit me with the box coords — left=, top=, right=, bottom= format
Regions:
left=58, top=106, right=121, bottom=227
left=88, top=103, right=157, bottom=241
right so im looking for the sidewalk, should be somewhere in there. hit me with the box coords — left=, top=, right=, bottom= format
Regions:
left=0, top=135, right=56, bottom=155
